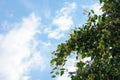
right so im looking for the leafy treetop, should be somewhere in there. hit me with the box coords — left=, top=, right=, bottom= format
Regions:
left=50, top=0, right=120, bottom=80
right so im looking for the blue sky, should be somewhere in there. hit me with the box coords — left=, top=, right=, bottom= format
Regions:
left=0, top=0, right=102, bottom=80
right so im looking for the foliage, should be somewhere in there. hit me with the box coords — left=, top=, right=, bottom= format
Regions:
left=50, top=0, right=120, bottom=80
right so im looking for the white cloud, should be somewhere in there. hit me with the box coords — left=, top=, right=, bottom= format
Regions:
left=82, top=3, right=103, bottom=15
left=57, top=74, right=71, bottom=80
left=48, top=2, right=77, bottom=39
left=22, top=76, right=30, bottom=80
left=41, top=41, right=51, bottom=47
left=0, top=13, right=45, bottom=80
left=90, top=3, right=103, bottom=15
left=0, top=34, right=3, bottom=41
left=53, top=16, right=73, bottom=31
left=48, top=29, right=64, bottom=39
left=53, top=2, right=76, bottom=31
left=58, top=2, right=76, bottom=16
left=25, top=52, right=46, bottom=71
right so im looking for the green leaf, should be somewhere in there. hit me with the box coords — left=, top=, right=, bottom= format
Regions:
left=100, top=0, right=105, bottom=3
left=94, top=14, right=97, bottom=19
left=60, top=68, right=65, bottom=71
left=91, top=10, right=94, bottom=14
left=52, top=75, right=56, bottom=78
left=50, top=0, right=120, bottom=79
left=76, top=61, right=85, bottom=67
left=60, top=70, right=64, bottom=76
left=83, top=9, right=89, bottom=15
left=56, top=71, right=59, bottom=75
left=50, top=71, right=54, bottom=74
left=100, top=0, right=102, bottom=3
left=71, top=76, right=77, bottom=80
left=51, top=59, right=56, bottom=65
left=52, top=67, right=57, bottom=70
left=106, top=68, right=110, bottom=73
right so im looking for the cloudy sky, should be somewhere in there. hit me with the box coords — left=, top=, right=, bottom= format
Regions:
left=0, top=0, right=102, bottom=80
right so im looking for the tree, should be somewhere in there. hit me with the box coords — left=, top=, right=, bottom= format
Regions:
left=50, top=0, right=120, bottom=80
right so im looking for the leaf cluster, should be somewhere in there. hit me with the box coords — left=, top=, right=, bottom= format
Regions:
left=50, top=0, right=120, bottom=80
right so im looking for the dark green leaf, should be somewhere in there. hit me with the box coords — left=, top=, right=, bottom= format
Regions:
left=60, top=70, right=64, bottom=76
left=91, top=10, right=94, bottom=14
left=56, top=71, right=59, bottom=75
left=76, top=61, right=85, bottom=67
left=52, top=75, right=56, bottom=78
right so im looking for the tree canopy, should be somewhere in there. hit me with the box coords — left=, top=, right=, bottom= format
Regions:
left=50, top=0, right=120, bottom=80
